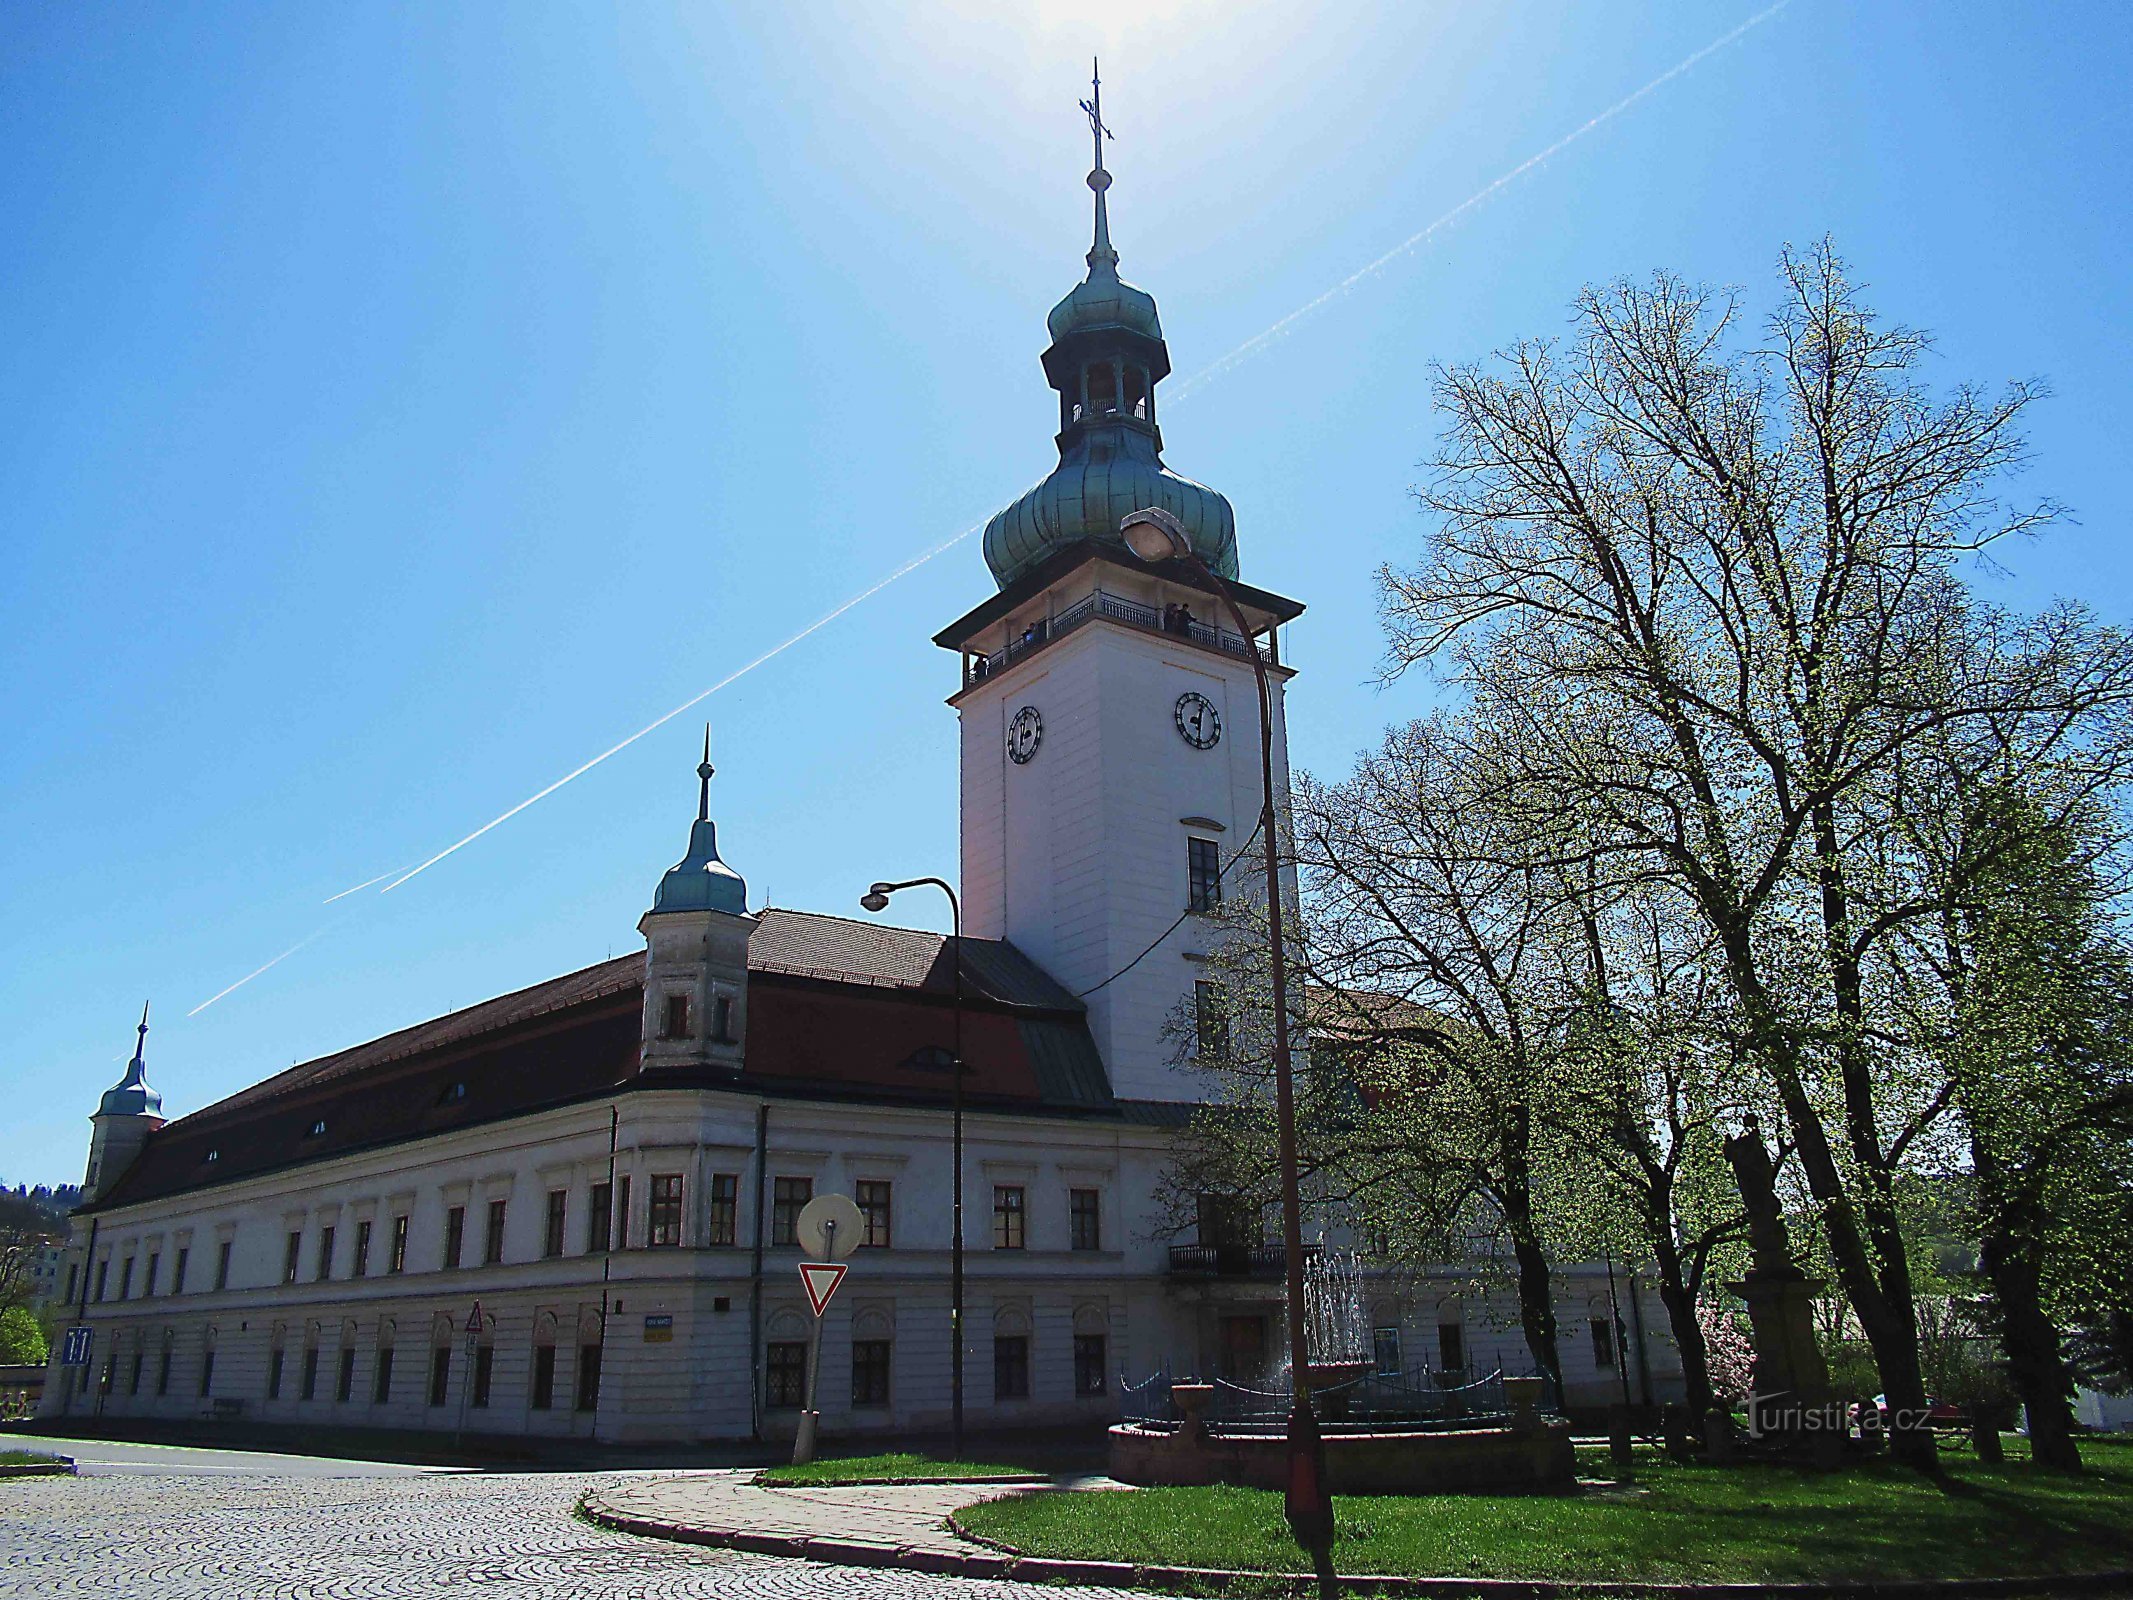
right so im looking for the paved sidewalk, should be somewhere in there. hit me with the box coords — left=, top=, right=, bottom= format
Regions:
left=585, top=1467, right=1139, bottom=1580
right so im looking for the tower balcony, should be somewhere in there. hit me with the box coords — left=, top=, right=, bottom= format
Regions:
left=963, top=586, right=1271, bottom=690
left=1166, top=1241, right=1313, bottom=1278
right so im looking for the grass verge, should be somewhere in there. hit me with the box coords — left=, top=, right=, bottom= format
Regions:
left=953, top=1437, right=2133, bottom=1584
left=758, top=1450, right=1049, bottom=1486
left=0, top=1449, right=64, bottom=1468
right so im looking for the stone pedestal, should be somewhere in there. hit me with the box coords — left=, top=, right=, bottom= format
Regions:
left=1731, top=1272, right=1843, bottom=1464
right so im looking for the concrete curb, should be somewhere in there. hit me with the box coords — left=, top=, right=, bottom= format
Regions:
left=0, top=1457, right=75, bottom=1480
left=583, top=1491, right=2133, bottom=1598
left=751, top=1471, right=1051, bottom=1488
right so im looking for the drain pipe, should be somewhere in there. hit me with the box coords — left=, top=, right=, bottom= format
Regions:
left=748, top=1100, right=769, bottom=1441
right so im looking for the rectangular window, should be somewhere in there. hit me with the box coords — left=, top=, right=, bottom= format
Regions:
left=588, top=1182, right=613, bottom=1253
left=268, top=1349, right=285, bottom=1400
left=174, top=1247, right=188, bottom=1295
left=336, top=1348, right=356, bottom=1403
left=661, top=992, right=690, bottom=1040
left=92, top=1257, right=107, bottom=1300
left=64, top=1263, right=78, bottom=1304
left=372, top=1347, right=394, bottom=1404
left=146, top=1252, right=161, bottom=1297
left=857, top=1180, right=892, bottom=1249
left=545, top=1189, right=569, bottom=1257
left=215, top=1240, right=232, bottom=1291
left=1591, top=1317, right=1616, bottom=1369
left=472, top=1345, right=494, bottom=1409
left=1074, top=1334, right=1107, bottom=1397
left=1187, top=836, right=1222, bottom=913
left=351, top=1223, right=370, bottom=1279
left=1195, top=980, right=1230, bottom=1057
left=993, top=1335, right=1030, bottom=1400
left=429, top=1347, right=451, bottom=1407
left=301, top=1347, right=320, bottom=1401
left=1069, top=1188, right=1101, bottom=1252
left=772, top=1177, right=811, bottom=1247
left=648, top=1175, right=683, bottom=1247
left=129, top=1351, right=144, bottom=1395
left=1438, top=1322, right=1464, bottom=1373
left=531, top=1344, right=556, bottom=1410
left=483, top=1200, right=505, bottom=1266
left=120, top=1257, right=135, bottom=1299
left=199, top=1350, right=215, bottom=1398
left=316, top=1226, right=335, bottom=1282
left=1373, top=1326, right=1402, bottom=1377
left=617, top=1176, right=631, bottom=1248
left=992, top=1185, right=1026, bottom=1250
left=706, top=1173, right=737, bottom=1247
left=157, top=1350, right=172, bottom=1397
left=390, top=1214, right=410, bottom=1274
left=712, top=995, right=734, bottom=1042
left=765, top=1341, right=807, bottom=1409
left=282, top=1232, right=300, bottom=1285
left=851, top=1339, right=891, bottom=1407
left=444, top=1206, right=465, bottom=1270
left=576, top=1343, right=602, bottom=1413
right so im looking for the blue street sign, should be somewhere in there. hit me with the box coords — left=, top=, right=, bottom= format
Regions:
left=61, top=1326, right=93, bottom=1366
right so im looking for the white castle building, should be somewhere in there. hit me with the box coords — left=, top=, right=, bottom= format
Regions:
left=41, top=118, right=1680, bottom=1445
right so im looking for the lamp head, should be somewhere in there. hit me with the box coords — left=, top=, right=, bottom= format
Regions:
left=1120, top=506, right=1190, bottom=563
left=860, top=885, right=893, bottom=913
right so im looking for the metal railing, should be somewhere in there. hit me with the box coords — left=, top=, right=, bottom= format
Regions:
left=1118, top=1364, right=1550, bottom=1434
left=967, top=588, right=1269, bottom=686
left=1165, top=1242, right=1292, bottom=1278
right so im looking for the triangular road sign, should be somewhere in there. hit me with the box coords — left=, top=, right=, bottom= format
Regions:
left=798, top=1261, right=848, bottom=1317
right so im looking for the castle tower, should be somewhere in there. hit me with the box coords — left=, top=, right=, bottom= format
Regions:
left=935, top=68, right=1303, bottom=1104
left=84, top=1002, right=164, bottom=1202
left=637, top=730, right=754, bottom=1074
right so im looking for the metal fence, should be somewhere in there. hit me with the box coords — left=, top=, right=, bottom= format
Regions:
left=1118, top=1364, right=1556, bottom=1434
left=969, top=588, right=1270, bottom=684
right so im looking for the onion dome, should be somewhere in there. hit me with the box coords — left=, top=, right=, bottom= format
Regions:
left=651, top=730, right=748, bottom=916
left=98, top=1002, right=163, bottom=1118
left=982, top=64, right=1239, bottom=590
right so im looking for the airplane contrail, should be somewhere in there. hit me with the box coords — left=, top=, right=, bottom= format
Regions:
left=368, top=520, right=984, bottom=896
left=189, top=928, right=329, bottom=1015
left=323, top=866, right=407, bottom=903
left=1164, top=0, right=1794, bottom=405
left=201, top=3, right=1791, bottom=1011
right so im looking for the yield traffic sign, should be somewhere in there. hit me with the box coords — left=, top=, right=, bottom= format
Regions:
left=798, top=1261, right=847, bottom=1317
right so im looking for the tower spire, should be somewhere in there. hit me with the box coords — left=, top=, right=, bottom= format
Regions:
left=696, top=724, right=715, bottom=824
left=129, top=1000, right=150, bottom=1078
left=1078, top=58, right=1117, bottom=271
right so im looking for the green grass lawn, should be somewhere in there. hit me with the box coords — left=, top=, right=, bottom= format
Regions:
left=758, top=1450, right=1051, bottom=1486
left=0, top=1449, right=62, bottom=1468
left=955, top=1437, right=2133, bottom=1584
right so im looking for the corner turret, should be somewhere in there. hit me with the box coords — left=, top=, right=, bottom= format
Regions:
left=638, top=730, right=754, bottom=1074
left=85, top=1003, right=164, bottom=1201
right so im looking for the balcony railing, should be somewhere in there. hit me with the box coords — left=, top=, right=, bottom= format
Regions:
left=1166, top=1242, right=1294, bottom=1278
left=967, top=588, right=1270, bottom=687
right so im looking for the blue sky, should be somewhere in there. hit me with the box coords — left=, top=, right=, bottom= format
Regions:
left=4, top=1, right=2129, bottom=1185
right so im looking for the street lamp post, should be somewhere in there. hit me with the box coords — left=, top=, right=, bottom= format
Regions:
left=860, top=875, right=966, bottom=1463
left=1119, top=507, right=1333, bottom=1561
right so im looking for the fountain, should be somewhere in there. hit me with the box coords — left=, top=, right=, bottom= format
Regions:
left=1110, top=1237, right=1575, bottom=1494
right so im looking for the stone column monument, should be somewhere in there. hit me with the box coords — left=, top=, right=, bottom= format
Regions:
left=1723, top=1116, right=1840, bottom=1460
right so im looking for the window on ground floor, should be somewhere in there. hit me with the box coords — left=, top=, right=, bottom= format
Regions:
left=156, top=1350, right=171, bottom=1397
left=576, top=1343, right=602, bottom=1413
left=428, top=1347, right=451, bottom=1407
left=472, top=1345, right=494, bottom=1408
left=852, top=1339, right=891, bottom=1407
left=336, top=1348, right=356, bottom=1403
left=301, top=1347, right=320, bottom=1401
left=267, top=1348, right=285, bottom=1400
left=372, top=1347, right=394, bottom=1405
left=1074, top=1334, right=1106, bottom=1397
left=531, top=1344, right=556, bottom=1410
left=766, top=1341, right=807, bottom=1409
left=993, top=1335, right=1029, bottom=1401
left=1437, top=1322, right=1464, bottom=1373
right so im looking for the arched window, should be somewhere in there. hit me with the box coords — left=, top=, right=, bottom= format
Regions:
left=1086, top=362, right=1118, bottom=413
left=1124, top=366, right=1147, bottom=419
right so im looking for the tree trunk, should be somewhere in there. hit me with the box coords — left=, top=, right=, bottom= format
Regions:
left=1497, top=1117, right=1563, bottom=1396
left=1648, top=1229, right=1716, bottom=1427
left=1976, top=1197, right=2083, bottom=1470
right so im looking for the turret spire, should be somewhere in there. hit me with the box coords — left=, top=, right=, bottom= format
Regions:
left=696, top=724, right=715, bottom=824
left=97, top=1000, right=163, bottom=1118
left=1078, top=59, right=1117, bottom=271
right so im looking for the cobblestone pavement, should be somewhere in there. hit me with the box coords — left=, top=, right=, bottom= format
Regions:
left=0, top=1469, right=1134, bottom=1599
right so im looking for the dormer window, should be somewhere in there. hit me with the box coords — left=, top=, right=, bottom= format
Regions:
left=661, top=993, right=691, bottom=1041
left=203, top=1149, right=219, bottom=1164
left=437, top=1080, right=468, bottom=1106
left=305, top=1119, right=327, bottom=1139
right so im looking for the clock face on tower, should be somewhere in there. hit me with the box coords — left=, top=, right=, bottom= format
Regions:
left=1006, top=705, right=1043, bottom=764
left=1175, top=692, right=1222, bottom=749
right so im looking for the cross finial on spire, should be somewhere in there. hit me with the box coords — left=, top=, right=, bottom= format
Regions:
left=696, top=725, right=716, bottom=823
left=1077, top=58, right=1118, bottom=271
